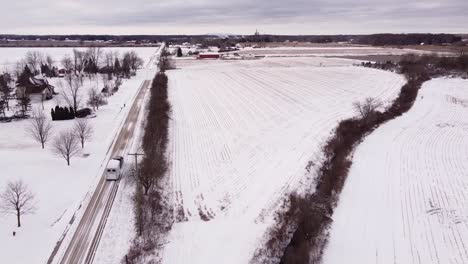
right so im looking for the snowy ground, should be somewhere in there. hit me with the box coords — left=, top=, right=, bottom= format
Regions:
left=160, top=57, right=406, bottom=263
left=232, top=46, right=446, bottom=57
left=170, top=45, right=452, bottom=60
left=323, top=78, right=468, bottom=264
left=0, top=48, right=158, bottom=264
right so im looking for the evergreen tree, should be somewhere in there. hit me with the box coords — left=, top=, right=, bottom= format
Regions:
left=121, top=55, right=131, bottom=78
left=84, top=58, right=98, bottom=74
left=114, top=58, right=121, bottom=76
left=69, top=106, right=75, bottom=118
left=17, top=65, right=33, bottom=87
left=0, top=74, right=12, bottom=110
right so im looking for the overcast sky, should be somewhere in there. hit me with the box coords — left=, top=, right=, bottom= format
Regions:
left=2, top=0, right=467, bottom=35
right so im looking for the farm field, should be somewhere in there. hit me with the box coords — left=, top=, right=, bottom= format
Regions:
left=161, top=57, right=406, bottom=263
left=233, top=46, right=444, bottom=57
left=323, top=78, right=468, bottom=264
left=0, top=47, right=159, bottom=264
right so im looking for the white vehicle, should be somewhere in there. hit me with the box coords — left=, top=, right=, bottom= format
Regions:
left=106, top=156, right=124, bottom=180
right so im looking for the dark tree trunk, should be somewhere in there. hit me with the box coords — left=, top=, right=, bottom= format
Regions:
left=16, top=210, right=21, bottom=227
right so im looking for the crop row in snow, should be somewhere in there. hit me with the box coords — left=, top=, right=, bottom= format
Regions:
left=159, top=57, right=405, bottom=264
left=323, top=78, right=468, bottom=264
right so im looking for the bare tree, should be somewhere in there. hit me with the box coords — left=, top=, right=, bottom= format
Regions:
left=101, top=74, right=113, bottom=94
left=60, top=74, right=82, bottom=113
left=27, top=108, right=53, bottom=149
left=86, top=47, right=102, bottom=68
left=74, top=119, right=93, bottom=148
left=61, top=55, right=73, bottom=71
left=45, top=55, right=54, bottom=69
left=104, top=50, right=118, bottom=68
left=87, top=87, right=107, bottom=110
left=16, top=93, right=31, bottom=117
left=52, top=130, right=80, bottom=166
left=72, top=49, right=86, bottom=76
left=0, top=180, right=36, bottom=227
left=353, top=97, right=383, bottom=120
left=128, top=51, right=144, bottom=71
left=459, top=46, right=466, bottom=56
left=14, top=60, right=27, bottom=78
left=134, top=142, right=166, bottom=195
left=25, top=51, right=44, bottom=75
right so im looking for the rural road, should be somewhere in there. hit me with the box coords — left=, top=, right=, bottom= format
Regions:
left=48, top=78, right=152, bottom=264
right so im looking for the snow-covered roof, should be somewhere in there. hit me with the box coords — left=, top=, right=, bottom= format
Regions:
left=107, top=159, right=120, bottom=170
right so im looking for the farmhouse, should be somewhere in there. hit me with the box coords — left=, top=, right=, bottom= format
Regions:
left=198, top=53, right=221, bottom=59
left=16, top=77, right=55, bottom=100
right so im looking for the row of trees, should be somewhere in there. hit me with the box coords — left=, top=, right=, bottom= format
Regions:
left=59, top=48, right=144, bottom=77
left=127, top=48, right=174, bottom=263
left=355, top=33, right=462, bottom=46
left=159, top=49, right=175, bottom=72
left=1, top=47, right=141, bottom=120
left=12, top=48, right=144, bottom=80
left=362, top=53, right=468, bottom=80
left=51, top=106, right=75, bottom=120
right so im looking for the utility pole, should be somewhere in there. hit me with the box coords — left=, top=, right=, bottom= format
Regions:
left=128, top=153, right=144, bottom=178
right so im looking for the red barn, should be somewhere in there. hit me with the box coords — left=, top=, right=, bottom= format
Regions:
left=198, top=53, right=220, bottom=59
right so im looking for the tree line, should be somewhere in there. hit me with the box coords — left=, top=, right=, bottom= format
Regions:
left=355, top=33, right=462, bottom=46
left=126, top=48, right=174, bottom=263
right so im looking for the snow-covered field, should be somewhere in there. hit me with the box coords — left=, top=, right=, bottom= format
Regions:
left=323, top=78, right=468, bottom=264
left=161, top=57, right=406, bottom=263
left=234, top=46, right=440, bottom=57
left=0, top=47, right=158, bottom=264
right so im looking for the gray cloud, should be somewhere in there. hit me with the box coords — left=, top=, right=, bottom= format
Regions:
left=1, top=0, right=467, bottom=34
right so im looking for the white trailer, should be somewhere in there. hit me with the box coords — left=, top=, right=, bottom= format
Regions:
left=105, top=156, right=124, bottom=180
